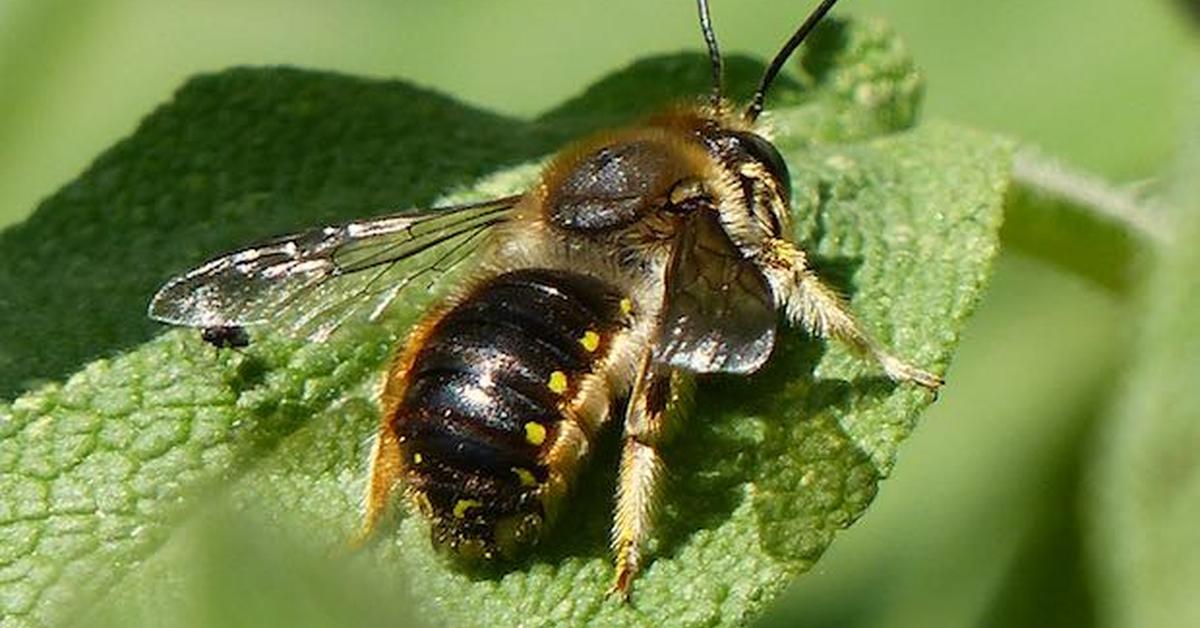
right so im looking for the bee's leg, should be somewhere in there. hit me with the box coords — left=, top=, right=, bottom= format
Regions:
left=769, top=240, right=944, bottom=391
left=610, top=352, right=689, bottom=600
left=351, top=423, right=403, bottom=548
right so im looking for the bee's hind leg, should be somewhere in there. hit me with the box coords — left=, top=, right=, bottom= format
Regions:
left=351, top=424, right=404, bottom=548
left=610, top=353, right=691, bottom=601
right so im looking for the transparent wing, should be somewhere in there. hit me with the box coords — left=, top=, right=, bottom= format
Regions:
left=655, top=210, right=777, bottom=374
left=148, top=195, right=520, bottom=342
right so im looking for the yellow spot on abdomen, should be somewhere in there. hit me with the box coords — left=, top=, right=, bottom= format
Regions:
left=547, top=370, right=568, bottom=394
left=620, top=298, right=634, bottom=315
left=512, top=467, right=538, bottom=487
left=524, top=421, right=547, bottom=446
left=453, top=499, right=481, bottom=519
left=412, top=452, right=423, bottom=465
left=579, top=330, right=601, bottom=352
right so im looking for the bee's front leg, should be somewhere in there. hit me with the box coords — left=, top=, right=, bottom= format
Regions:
left=765, top=239, right=944, bottom=391
left=610, top=352, right=690, bottom=601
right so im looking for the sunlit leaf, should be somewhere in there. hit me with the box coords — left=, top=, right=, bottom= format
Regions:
left=0, top=19, right=1009, bottom=628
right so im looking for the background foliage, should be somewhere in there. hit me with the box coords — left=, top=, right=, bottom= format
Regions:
left=0, top=1, right=1197, bottom=627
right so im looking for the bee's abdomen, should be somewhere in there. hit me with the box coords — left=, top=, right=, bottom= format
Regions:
left=392, top=268, right=625, bottom=558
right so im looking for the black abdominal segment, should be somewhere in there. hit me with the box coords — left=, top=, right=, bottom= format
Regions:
left=392, top=268, right=626, bottom=557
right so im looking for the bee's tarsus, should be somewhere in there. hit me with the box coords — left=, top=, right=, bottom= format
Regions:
left=878, top=353, right=945, bottom=392
left=609, top=566, right=636, bottom=604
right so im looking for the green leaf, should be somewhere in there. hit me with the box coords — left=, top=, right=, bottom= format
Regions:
left=1003, top=147, right=1170, bottom=293
left=0, top=19, right=1010, bottom=628
left=1090, top=113, right=1200, bottom=628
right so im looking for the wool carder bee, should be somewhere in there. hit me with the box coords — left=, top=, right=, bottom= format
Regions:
left=148, top=0, right=942, bottom=599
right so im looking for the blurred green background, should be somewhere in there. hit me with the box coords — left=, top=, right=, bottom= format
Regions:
left=2, top=0, right=1195, bottom=228
left=1, top=0, right=1196, bottom=626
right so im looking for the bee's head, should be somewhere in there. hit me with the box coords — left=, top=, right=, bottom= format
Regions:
left=697, top=125, right=793, bottom=240
left=687, top=0, right=842, bottom=239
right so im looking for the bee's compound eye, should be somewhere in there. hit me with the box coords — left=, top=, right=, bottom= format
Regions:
left=730, top=131, right=791, bottom=200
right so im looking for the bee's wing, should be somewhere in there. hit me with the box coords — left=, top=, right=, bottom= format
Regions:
left=148, top=195, right=520, bottom=342
left=655, top=210, right=777, bottom=374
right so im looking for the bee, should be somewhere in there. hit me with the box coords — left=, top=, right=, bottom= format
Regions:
left=148, top=0, right=942, bottom=599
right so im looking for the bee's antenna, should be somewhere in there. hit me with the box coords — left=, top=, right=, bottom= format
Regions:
left=696, top=0, right=723, bottom=108
left=745, top=0, right=842, bottom=122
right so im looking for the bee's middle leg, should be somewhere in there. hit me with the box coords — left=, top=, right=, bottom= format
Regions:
left=610, top=353, right=689, bottom=600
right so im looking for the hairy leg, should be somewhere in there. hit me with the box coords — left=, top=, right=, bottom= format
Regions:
left=766, top=239, right=944, bottom=391
left=352, top=424, right=403, bottom=547
left=610, top=352, right=689, bottom=599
